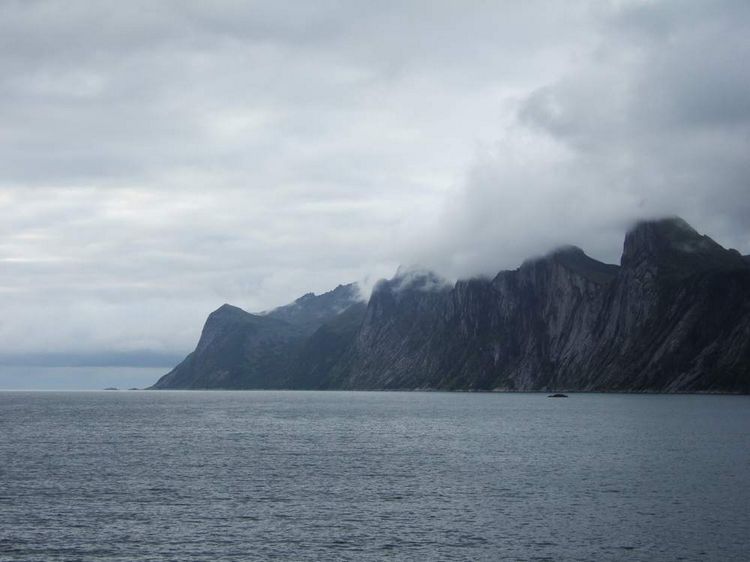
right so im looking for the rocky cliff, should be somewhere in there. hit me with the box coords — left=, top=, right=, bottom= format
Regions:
left=151, top=218, right=750, bottom=392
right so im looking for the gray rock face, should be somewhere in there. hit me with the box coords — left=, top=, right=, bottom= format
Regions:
left=151, top=218, right=750, bottom=392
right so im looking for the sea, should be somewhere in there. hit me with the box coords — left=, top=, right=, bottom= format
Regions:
left=1, top=390, right=748, bottom=561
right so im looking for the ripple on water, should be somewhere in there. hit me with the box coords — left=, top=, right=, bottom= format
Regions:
left=0, top=390, right=749, bottom=561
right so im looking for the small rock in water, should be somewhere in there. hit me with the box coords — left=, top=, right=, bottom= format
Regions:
left=547, top=393, right=568, bottom=398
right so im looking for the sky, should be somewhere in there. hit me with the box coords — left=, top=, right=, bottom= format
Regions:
left=0, top=0, right=749, bottom=379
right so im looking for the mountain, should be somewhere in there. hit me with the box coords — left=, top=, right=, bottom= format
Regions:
left=150, top=284, right=361, bottom=389
left=150, top=218, right=750, bottom=392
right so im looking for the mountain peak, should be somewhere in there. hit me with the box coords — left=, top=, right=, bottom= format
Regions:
left=549, top=244, right=586, bottom=257
left=550, top=246, right=619, bottom=284
left=264, top=282, right=361, bottom=333
left=519, top=245, right=618, bottom=284
left=211, top=303, right=249, bottom=317
left=621, top=217, right=746, bottom=274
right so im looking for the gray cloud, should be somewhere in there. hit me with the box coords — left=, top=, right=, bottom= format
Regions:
left=403, top=0, right=750, bottom=278
left=0, top=1, right=747, bottom=369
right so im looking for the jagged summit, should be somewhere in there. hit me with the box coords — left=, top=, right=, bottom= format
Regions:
left=265, top=282, right=361, bottom=334
left=210, top=303, right=250, bottom=318
left=621, top=216, right=746, bottom=274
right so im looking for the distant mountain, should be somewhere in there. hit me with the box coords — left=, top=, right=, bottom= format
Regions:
left=263, top=283, right=360, bottom=334
left=151, top=218, right=750, bottom=393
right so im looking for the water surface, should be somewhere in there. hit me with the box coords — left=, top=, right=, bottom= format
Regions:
left=1, top=391, right=748, bottom=561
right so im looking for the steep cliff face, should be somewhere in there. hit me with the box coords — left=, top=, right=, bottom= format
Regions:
left=151, top=218, right=750, bottom=392
left=332, top=218, right=749, bottom=392
left=580, top=218, right=750, bottom=392
left=332, top=246, right=620, bottom=390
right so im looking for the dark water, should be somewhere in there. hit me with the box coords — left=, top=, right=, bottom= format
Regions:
left=1, top=391, right=748, bottom=561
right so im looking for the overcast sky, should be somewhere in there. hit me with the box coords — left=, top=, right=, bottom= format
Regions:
left=1, top=0, right=748, bottom=372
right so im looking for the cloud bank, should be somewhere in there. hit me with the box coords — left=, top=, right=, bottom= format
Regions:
left=402, top=0, right=750, bottom=278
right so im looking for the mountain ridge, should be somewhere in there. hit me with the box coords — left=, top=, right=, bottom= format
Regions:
left=150, top=217, right=750, bottom=393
